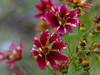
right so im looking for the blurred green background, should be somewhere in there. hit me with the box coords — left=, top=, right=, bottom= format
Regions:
left=0, top=0, right=100, bottom=75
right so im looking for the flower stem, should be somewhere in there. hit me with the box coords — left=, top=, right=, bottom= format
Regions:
left=16, top=62, right=28, bottom=75
left=87, top=70, right=90, bottom=75
left=47, top=65, right=55, bottom=75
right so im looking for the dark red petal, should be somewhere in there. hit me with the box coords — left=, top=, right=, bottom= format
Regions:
left=59, top=4, right=67, bottom=18
left=40, top=29, right=49, bottom=46
left=20, top=42, right=24, bottom=49
left=36, top=55, right=46, bottom=70
left=47, top=0, right=54, bottom=5
left=34, top=13, right=43, bottom=18
left=40, top=0, right=46, bottom=7
left=57, top=26, right=67, bottom=35
left=46, top=55, right=58, bottom=70
left=51, top=5, right=58, bottom=13
left=34, top=4, right=43, bottom=11
left=31, top=50, right=39, bottom=57
left=68, top=9, right=78, bottom=18
left=45, top=10, right=58, bottom=24
left=67, top=18, right=79, bottom=25
left=49, top=32, right=59, bottom=44
left=52, top=38, right=66, bottom=50
left=32, top=37, right=41, bottom=48
left=66, top=26, right=73, bottom=33
left=47, top=51, right=68, bottom=62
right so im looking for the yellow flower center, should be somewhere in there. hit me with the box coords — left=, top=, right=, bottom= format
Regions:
left=37, top=46, right=50, bottom=55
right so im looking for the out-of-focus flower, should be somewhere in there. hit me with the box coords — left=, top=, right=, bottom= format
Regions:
left=79, top=40, right=87, bottom=50
left=54, top=60, right=71, bottom=74
left=65, top=0, right=92, bottom=8
left=0, top=42, right=24, bottom=69
left=0, top=43, right=15, bottom=62
left=11, top=69, right=22, bottom=75
left=6, top=42, right=24, bottom=69
left=34, top=0, right=55, bottom=19
left=31, top=29, right=68, bottom=70
left=44, top=4, right=79, bottom=35
left=34, top=21, right=49, bottom=32
left=90, top=43, right=100, bottom=54
left=94, top=15, right=100, bottom=23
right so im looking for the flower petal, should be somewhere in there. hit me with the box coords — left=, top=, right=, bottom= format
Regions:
left=51, top=5, right=58, bottom=13
left=59, top=4, right=67, bottom=18
left=68, top=9, right=78, bottom=18
left=6, top=60, right=16, bottom=69
left=45, top=10, right=58, bottom=24
left=32, top=37, right=41, bottom=48
left=66, top=26, right=73, bottom=33
left=31, top=50, right=39, bottom=57
left=67, top=18, right=79, bottom=25
left=34, top=4, right=43, bottom=11
left=36, top=55, right=46, bottom=70
left=47, top=51, right=68, bottom=62
left=57, top=26, right=67, bottom=35
left=52, top=38, right=66, bottom=50
left=0, top=52, right=4, bottom=61
left=34, top=13, right=43, bottom=18
left=40, top=29, right=49, bottom=46
left=46, top=55, right=58, bottom=70
left=49, top=32, right=59, bottom=44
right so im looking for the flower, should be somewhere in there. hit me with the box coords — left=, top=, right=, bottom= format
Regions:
left=34, top=0, right=55, bottom=19
left=44, top=4, right=79, bottom=35
left=6, top=42, right=24, bottom=69
left=11, top=69, right=22, bottom=75
left=65, top=0, right=92, bottom=8
left=0, top=43, right=15, bottom=62
left=31, top=29, right=68, bottom=70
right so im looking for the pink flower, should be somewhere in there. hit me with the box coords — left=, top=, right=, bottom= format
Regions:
left=31, top=29, right=68, bottom=70
left=34, top=0, right=55, bottom=19
left=65, top=0, right=92, bottom=8
left=6, top=42, right=24, bottom=69
left=44, top=4, right=79, bottom=35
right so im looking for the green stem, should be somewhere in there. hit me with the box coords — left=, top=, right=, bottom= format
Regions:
left=87, top=70, right=90, bottom=75
left=47, top=65, right=55, bottom=75
left=16, top=62, right=28, bottom=75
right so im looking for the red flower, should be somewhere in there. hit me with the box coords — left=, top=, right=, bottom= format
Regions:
left=34, top=0, right=55, bottom=19
left=44, top=4, right=79, bottom=35
left=31, top=29, right=68, bottom=70
left=65, top=0, right=92, bottom=8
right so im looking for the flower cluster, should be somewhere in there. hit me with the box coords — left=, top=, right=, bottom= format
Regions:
left=0, top=42, right=24, bottom=69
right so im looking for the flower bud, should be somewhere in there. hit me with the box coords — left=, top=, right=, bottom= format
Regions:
left=90, top=30, right=96, bottom=37
left=79, top=23, right=86, bottom=31
left=78, top=57, right=83, bottom=63
left=95, top=25, right=100, bottom=34
left=79, top=41, right=87, bottom=50
left=85, top=50, right=90, bottom=56
left=76, top=7, right=82, bottom=16
left=82, top=61, right=90, bottom=71
left=94, top=15, right=100, bottom=23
